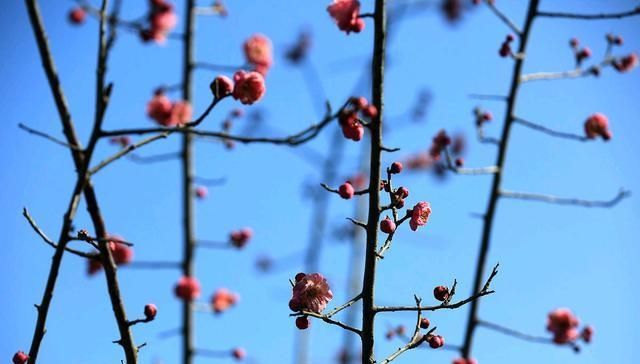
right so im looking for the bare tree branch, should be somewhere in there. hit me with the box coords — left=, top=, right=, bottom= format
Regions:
left=499, top=188, right=630, bottom=207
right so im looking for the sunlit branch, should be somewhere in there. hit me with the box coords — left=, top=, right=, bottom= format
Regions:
left=513, top=117, right=588, bottom=141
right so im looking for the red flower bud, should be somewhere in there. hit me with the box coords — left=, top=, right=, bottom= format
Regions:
left=380, top=217, right=396, bottom=234
left=427, top=334, right=445, bottom=349
left=12, top=351, right=29, bottom=364
left=455, top=158, right=464, bottom=167
left=69, top=7, right=86, bottom=25
left=362, top=105, right=378, bottom=118
left=396, top=187, right=409, bottom=199
left=296, top=316, right=311, bottom=330
left=144, top=303, right=158, bottom=321
left=211, top=75, right=234, bottom=98
left=433, top=286, right=450, bottom=301
left=390, top=162, right=403, bottom=174
left=338, top=182, right=355, bottom=199
left=419, top=317, right=430, bottom=329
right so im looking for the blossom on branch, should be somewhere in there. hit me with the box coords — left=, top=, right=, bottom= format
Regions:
left=244, top=34, right=273, bottom=75
left=327, top=0, right=365, bottom=34
left=546, top=308, right=579, bottom=344
left=232, top=71, right=266, bottom=105
left=409, top=201, right=432, bottom=231
left=289, top=272, right=333, bottom=313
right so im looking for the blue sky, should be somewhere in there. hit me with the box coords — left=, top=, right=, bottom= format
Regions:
left=1, top=1, right=639, bottom=364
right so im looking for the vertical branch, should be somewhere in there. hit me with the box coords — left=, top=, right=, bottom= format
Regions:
left=460, top=0, right=540, bottom=358
left=24, top=0, right=137, bottom=362
left=361, top=0, right=386, bottom=363
left=181, top=1, right=196, bottom=364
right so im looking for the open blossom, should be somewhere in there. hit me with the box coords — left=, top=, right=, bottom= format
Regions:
left=327, top=0, right=365, bottom=34
left=244, top=34, right=273, bottom=75
left=175, top=276, right=201, bottom=301
left=409, top=201, right=432, bottom=231
left=547, top=308, right=580, bottom=344
left=141, top=0, right=177, bottom=44
left=233, top=71, right=266, bottom=105
left=289, top=273, right=333, bottom=313
left=211, top=288, right=239, bottom=313
left=584, top=113, right=611, bottom=141
left=613, top=53, right=638, bottom=73
left=230, top=228, right=253, bottom=248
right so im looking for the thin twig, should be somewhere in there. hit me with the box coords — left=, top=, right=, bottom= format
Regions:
left=499, top=188, right=630, bottom=207
left=90, top=132, right=169, bottom=175
left=537, top=7, right=640, bottom=20
left=18, top=123, right=81, bottom=150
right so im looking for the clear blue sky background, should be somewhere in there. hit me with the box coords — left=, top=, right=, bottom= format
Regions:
left=1, top=1, right=639, bottom=363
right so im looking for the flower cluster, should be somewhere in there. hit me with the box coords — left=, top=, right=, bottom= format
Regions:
left=230, top=228, right=253, bottom=249
left=546, top=308, right=593, bottom=346
left=243, top=34, right=273, bottom=75
left=140, top=0, right=178, bottom=44
left=211, top=288, right=240, bottom=313
left=327, top=0, right=365, bottom=34
left=569, top=38, right=591, bottom=64
left=146, top=90, right=193, bottom=127
left=584, top=113, right=612, bottom=141
left=338, top=97, right=377, bottom=141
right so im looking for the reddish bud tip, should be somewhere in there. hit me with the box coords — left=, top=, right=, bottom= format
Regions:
left=433, top=286, right=450, bottom=302
left=296, top=316, right=311, bottom=330
left=338, top=182, right=355, bottom=199
left=144, top=303, right=158, bottom=321
left=419, top=317, right=430, bottom=329
left=390, top=162, right=403, bottom=174
left=427, top=334, right=445, bottom=349
left=380, top=217, right=396, bottom=234
left=12, top=352, right=29, bottom=364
